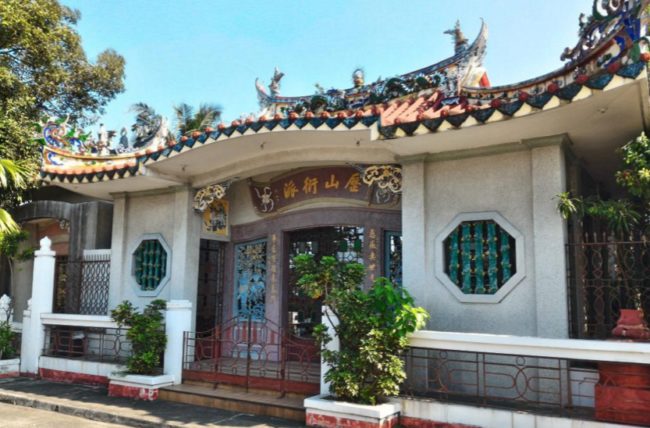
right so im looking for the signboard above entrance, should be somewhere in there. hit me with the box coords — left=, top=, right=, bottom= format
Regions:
left=249, top=166, right=400, bottom=214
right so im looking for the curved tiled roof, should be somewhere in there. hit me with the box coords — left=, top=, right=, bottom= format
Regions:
left=40, top=0, right=650, bottom=184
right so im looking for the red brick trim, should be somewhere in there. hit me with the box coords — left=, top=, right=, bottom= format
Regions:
left=399, top=416, right=480, bottom=428
left=0, top=372, right=19, bottom=379
left=306, top=411, right=398, bottom=428
left=38, top=368, right=108, bottom=386
left=108, top=383, right=159, bottom=401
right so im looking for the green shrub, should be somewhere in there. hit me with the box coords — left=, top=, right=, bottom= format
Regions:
left=0, top=321, right=15, bottom=360
left=111, top=299, right=167, bottom=375
left=294, top=254, right=429, bottom=405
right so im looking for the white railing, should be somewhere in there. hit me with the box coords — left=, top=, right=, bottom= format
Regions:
left=408, top=330, right=650, bottom=364
left=41, top=313, right=120, bottom=329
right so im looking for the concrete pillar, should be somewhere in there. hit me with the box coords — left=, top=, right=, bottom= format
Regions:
left=164, top=299, right=192, bottom=384
left=170, top=187, right=200, bottom=319
left=528, top=137, right=569, bottom=338
left=20, top=237, right=56, bottom=374
left=108, top=194, right=127, bottom=310
left=320, top=305, right=339, bottom=395
left=400, top=158, right=428, bottom=311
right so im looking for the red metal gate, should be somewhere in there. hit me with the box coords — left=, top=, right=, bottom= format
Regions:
left=182, top=315, right=320, bottom=395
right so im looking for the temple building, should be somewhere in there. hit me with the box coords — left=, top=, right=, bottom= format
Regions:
left=9, top=1, right=650, bottom=426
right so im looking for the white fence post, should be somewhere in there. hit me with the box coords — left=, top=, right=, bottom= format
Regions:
left=321, top=305, right=339, bottom=395
left=164, top=300, right=192, bottom=384
left=20, top=237, right=56, bottom=374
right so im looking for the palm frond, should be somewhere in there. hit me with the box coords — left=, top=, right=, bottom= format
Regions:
left=130, top=103, right=159, bottom=129
left=197, top=104, right=222, bottom=130
left=173, top=103, right=194, bottom=135
left=0, top=209, right=19, bottom=236
left=0, top=159, right=28, bottom=190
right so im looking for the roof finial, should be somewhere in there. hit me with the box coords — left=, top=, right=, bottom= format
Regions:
left=444, top=20, right=468, bottom=54
left=269, top=67, right=284, bottom=97
left=352, top=68, right=365, bottom=88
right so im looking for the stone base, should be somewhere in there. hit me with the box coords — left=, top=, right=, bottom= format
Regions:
left=0, top=358, right=20, bottom=379
left=108, top=373, right=174, bottom=401
left=595, top=384, right=650, bottom=426
left=304, top=394, right=400, bottom=428
left=39, top=368, right=108, bottom=386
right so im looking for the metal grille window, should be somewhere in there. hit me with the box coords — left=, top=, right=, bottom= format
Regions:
left=234, top=239, right=267, bottom=320
left=443, top=220, right=515, bottom=295
left=133, top=239, right=168, bottom=291
left=435, top=212, right=524, bottom=303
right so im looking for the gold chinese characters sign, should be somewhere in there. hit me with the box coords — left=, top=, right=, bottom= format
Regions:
left=249, top=166, right=400, bottom=214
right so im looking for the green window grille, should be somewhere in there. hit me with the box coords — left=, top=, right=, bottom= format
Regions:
left=443, top=220, right=516, bottom=295
left=133, top=239, right=168, bottom=291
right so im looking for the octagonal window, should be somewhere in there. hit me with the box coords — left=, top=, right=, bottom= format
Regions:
left=435, top=212, right=525, bottom=303
left=133, top=238, right=169, bottom=292
left=444, top=220, right=516, bottom=295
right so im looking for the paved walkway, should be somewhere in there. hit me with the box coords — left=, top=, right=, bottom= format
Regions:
left=0, top=402, right=125, bottom=427
left=0, top=378, right=305, bottom=428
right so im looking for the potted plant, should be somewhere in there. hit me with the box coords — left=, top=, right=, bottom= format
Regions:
left=294, top=255, right=429, bottom=428
left=108, top=299, right=173, bottom=400
left=556, top=133, right=650, bottom=425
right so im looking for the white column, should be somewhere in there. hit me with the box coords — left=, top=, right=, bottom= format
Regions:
left=170, top=187, right=200, bottom=329
left=164, top=299, right=192, bottom=384
left=401, top=158, right=428, bottom=308
left=20, top=237, right=56, bottom=374
left=320, top=305, right=339, bottom=395
left=529, top=138, right=569, bottom=338
left=108, top=193, right=127, bottom=309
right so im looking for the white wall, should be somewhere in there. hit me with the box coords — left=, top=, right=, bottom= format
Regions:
left=402, top=139, right=568, bottom=338
left=109, top=187, right=201, bottom=322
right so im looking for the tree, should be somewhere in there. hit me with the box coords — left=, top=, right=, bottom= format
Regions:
left=173, top=103, right=222, bottom=137
left=0, top=0, right=126, bottom=211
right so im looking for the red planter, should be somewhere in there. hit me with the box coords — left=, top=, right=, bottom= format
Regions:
left=599, top=362, right=650, bottom=389
left=611, top=309, right=650, bottom=340
left=595, top=384, right=650, bottom=426
left=595, top=309, right=650, bottom=426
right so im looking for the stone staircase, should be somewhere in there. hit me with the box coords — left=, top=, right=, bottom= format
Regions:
left=159, top=380, right=308, bottom=422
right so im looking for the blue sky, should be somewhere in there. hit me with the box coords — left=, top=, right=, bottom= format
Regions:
left=62, top=0, right=590, bottom=131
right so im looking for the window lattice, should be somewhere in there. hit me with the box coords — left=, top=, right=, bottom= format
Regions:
left=443, top=220, right=516, bottom=295
left=133, top=239, right=168, bottom=291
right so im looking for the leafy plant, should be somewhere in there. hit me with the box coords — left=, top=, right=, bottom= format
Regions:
left=556, top=132, right=650, bottom=237
left=111, top=299, right=167, bottom=375
left=0, top=321, right=15, bottom=360
left=294, top=255, right=429, bottom=405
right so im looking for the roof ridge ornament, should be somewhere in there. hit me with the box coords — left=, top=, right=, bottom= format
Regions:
left=254, top=20, right=488, bottom=114
left=561, top=0, right=647, bottom=64
left=444, top=20, right=469, bottom=54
